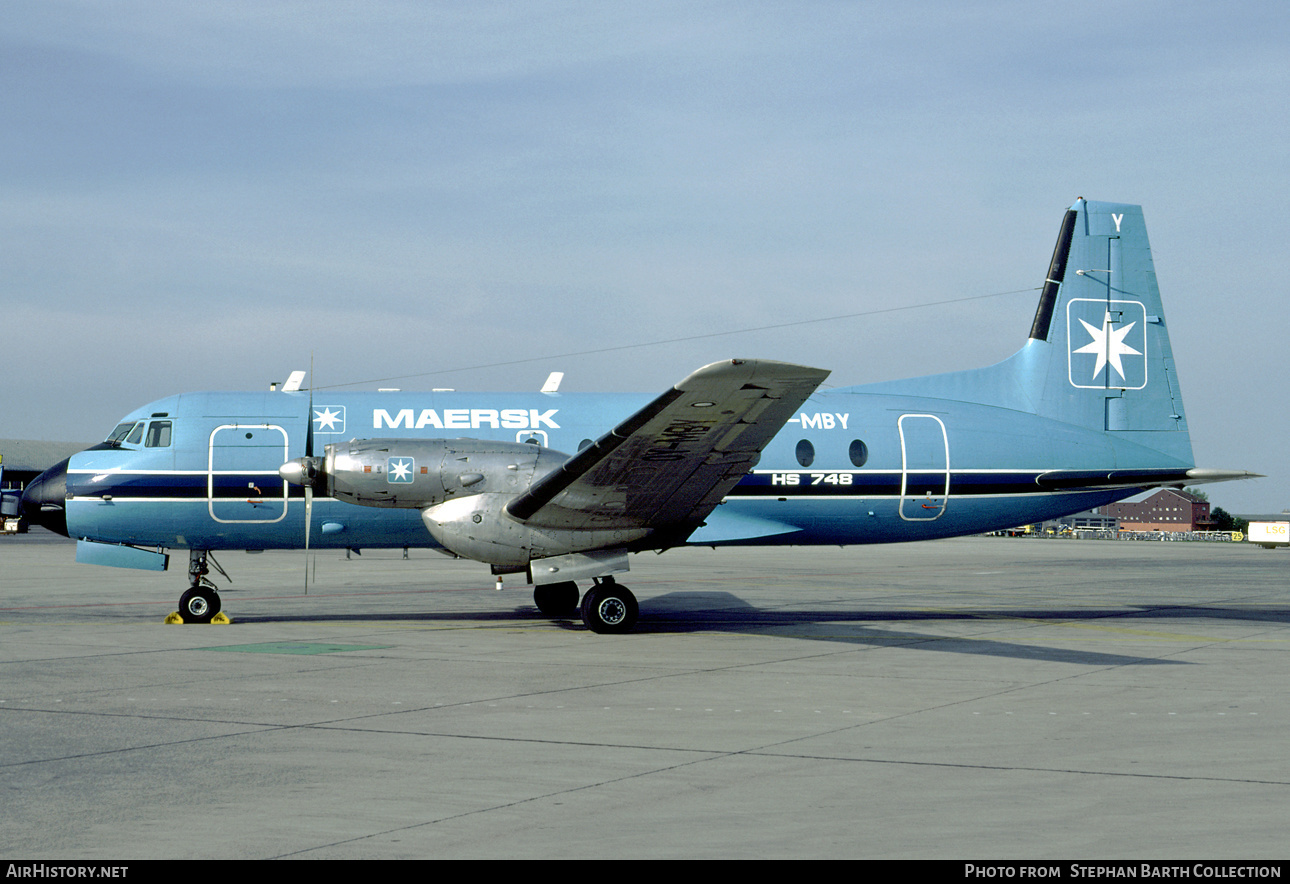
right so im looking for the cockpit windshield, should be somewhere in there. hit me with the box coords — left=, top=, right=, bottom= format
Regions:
left=101, top=419, right=172, bottom=449
left=106, top=422, right=141, bottom=444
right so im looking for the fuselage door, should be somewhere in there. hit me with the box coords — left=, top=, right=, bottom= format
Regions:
left=208, top=424, right=290, bottom=523
left=898, top=414, right=949, bottom=521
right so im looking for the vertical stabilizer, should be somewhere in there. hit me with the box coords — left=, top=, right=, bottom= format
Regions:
left=1022, top=199, right=1189, bottom=458
left=856, top=199, right=1194, bottom=464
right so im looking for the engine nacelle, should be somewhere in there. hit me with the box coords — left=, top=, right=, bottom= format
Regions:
left=281, top=438, right=567, bottom=509
left=282, top=438, right=649, bottom=572
left=420, top=493, right=650, bottom=570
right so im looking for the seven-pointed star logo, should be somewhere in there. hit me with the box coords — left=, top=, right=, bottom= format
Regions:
left=313, top=406, right=344, bottom=432
left=387, top=457, right=415, bottom=484
left=1073, top=311, right=1141, bottom=381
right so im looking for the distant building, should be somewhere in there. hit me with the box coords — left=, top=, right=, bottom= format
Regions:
left=1098, top=488, right=1213, bottom=532
left=1, top=440, right=89, bottom=493
left=1052, top=509, right=1119, bottom=532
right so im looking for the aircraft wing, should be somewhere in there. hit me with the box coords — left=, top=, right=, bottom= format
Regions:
left=505, top=359, right=829, bottom=540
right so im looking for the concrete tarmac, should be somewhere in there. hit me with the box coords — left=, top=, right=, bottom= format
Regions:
left=2, top=531, right=1288, bottom=859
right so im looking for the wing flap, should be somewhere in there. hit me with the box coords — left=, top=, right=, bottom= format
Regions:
left=506, top=359, right=829, bottom=533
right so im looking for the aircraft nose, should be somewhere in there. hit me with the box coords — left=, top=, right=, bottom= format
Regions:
left=21, top=457, right=71, bottom=537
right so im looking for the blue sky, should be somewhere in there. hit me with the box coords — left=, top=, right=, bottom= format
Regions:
left=4, top=1, right=1287, bottom=513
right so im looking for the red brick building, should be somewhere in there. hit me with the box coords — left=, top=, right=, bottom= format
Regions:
left=1099, top=489, right=1213, bottom=532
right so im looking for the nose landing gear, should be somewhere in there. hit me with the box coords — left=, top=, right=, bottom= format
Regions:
left=174, top=550, right=229, bottom=624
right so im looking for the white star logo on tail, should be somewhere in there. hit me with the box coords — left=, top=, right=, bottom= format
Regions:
left=1073, top=312, right=1141, bottom=381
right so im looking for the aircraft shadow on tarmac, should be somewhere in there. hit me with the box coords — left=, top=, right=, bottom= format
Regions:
left=215, top=590, right=1290, bottom=666
left=622, top=592, right=1200, bottom=666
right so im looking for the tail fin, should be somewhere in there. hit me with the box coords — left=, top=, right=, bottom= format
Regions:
left=1020, top=198, right=1190, bottom=460
left=860, top=198, right=1193, bottom=464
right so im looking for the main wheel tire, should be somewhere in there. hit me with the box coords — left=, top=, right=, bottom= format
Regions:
left=534, top=581, right=580, bottom=617
left=178, top=586, right=221, bottom=624
left=579, top=583, right=638, bottom=634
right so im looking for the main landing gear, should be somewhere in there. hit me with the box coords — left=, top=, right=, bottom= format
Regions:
left=533, top=581, right=580, bottom=618
left=177, top=550, right=226, bottom=624
left=531, top=576, right=638, bottom=634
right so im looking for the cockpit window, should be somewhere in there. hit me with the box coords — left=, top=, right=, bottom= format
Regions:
left=92, top=419, right=158, bottom=452
left=145, top=421, right=172, bottom=448
left=106, top=422, right=138, bottom=444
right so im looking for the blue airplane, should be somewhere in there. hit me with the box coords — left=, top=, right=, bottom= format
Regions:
left=22, top=199, right=1255, bottom=632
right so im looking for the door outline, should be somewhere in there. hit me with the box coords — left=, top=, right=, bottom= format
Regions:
left=898, top=414, right=949, bottom=521
left=207, top=424, right=290, bottom=524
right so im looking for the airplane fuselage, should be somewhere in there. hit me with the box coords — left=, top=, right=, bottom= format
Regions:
left=62, top=377, right=1182, bottom=554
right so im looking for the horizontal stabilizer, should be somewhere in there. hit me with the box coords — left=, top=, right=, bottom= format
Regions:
left=1182, top=468, right=1265, bottom=485
left=1036, top=467, right=1262, bottom=491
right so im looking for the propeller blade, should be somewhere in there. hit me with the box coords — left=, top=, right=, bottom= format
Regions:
left=304, top=483, right=313, bottom=594
left=305, top=359, right=313, bottom=594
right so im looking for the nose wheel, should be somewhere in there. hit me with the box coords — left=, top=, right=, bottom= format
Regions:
left=178, top=586, right=222, bottom=624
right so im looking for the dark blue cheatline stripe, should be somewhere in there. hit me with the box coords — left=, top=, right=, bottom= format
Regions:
left=68, top=473, right=304, bottom=500
left=67, top=466, right=1183, bottom=503
left=729, top=468, right=1185, bottom=498
left=728, top=471, right=1056, bottom=498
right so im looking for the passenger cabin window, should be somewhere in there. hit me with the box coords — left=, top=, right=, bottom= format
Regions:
left=848, top=439, right=869, bottom=468
left=145, top=421, right=173, bottom=448
left=795, top=439, right=815, bottom=468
